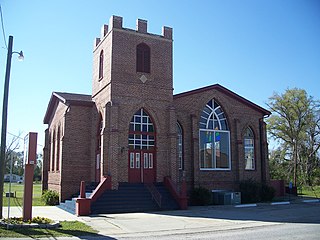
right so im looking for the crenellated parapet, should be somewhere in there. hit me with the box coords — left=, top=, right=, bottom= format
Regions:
left=94, top=15, right=173, bottom=49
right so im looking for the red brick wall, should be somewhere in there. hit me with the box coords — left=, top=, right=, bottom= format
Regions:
left=174, top=88, right=269, bottom=192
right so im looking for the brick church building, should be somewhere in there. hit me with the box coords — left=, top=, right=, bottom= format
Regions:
left=43, top=16, right=270, bottom=205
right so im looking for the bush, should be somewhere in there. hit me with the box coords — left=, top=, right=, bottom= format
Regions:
left=41, top=190, right=59, bottom=205
left=190, top=186, right=211, bottom=205
left=261, top=183, right=275, bottom=202
left=239, top=179, right=261, bottom=203
left=239, top=179, right=275, bottom=203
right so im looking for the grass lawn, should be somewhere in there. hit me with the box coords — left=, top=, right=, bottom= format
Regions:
left=2, top=182, right=46, bottom=207
left=0, top=221, right=100, bottom=238
left=300, top=185, right=320, bottom=198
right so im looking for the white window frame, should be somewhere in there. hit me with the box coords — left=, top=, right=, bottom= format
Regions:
left=199, top=129, right=231, bottom=170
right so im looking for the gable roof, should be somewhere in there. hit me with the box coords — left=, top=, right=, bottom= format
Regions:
left=174, top=84, right=271, bottom=116
left=44, top=92, right=94, bottom=124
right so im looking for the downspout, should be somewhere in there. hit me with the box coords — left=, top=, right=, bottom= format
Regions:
left=259, top=114, right=270, bottom=183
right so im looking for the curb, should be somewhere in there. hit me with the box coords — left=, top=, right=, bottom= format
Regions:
left=235, top=204, right=257, bottom=208
left=302, top=199, right=320, bottom=203
left=233, top=198, right=319, bottom=208
left=271, top=201, right=290, bottom=205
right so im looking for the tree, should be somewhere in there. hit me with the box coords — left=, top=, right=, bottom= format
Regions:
left=267, top=88, right=320, bottom=186
left=34, top=154, right=43, bottom=181
left=5, top=133, right=22, bottom=174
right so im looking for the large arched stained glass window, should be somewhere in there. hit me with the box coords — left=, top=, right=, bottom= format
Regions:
left=199, top=99, right=231, bottom=170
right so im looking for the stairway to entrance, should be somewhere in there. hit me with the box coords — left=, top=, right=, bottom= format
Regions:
left=58, top=182, right=98, bottom=214
left=91, top=182, right=179, bottom=214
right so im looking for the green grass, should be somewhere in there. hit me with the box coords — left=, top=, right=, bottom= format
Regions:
left=300, top=185, right=320, bottom=198
left=0, top=221, right=100, bottom=238
left=2, top=182, right=46, bottom=207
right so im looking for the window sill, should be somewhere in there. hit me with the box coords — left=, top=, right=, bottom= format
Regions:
left=200, top=168, right=231, bottom=171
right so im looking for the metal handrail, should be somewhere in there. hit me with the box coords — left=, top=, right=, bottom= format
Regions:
left=145, top=183, right=162, bottom=208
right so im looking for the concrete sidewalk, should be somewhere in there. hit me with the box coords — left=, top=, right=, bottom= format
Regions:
left=1, top=205, right=280, bottom=239
left=2, top=200, right=320, bottom=239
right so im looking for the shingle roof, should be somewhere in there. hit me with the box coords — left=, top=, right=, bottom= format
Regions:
left=53, top=92, right=93, bottom=104
left=44, top=92, right=94, bottom=124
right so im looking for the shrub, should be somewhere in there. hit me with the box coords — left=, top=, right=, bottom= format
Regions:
left=42, top=190, right=59, bottom=205
left=239, top=179, right=261, bottom=203
left=190, top=186, right=211, bottom=205
left=261, top=184, right=275, bottom=202
left=239, top=179, right=275, bottom=203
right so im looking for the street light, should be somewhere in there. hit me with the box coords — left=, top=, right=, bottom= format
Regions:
left=0, top=35, right=23, bottom=218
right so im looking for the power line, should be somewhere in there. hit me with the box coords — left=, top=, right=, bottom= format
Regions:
left=7, top=132, right=44, bottom=148
left=0, top=4, right=7, bottom=49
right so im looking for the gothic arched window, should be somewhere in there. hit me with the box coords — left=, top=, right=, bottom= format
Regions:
left=56, top=126, right=60, bottom=171
left=99, top=50, right=104, bottom=80
left=136, top=43, right=150, bottom=73
left=244, top=127, right=255, bottom=170
left=128, top=109, right=155, bottom=150
left=177, top=122, right=183, bottom=170
left=199, top=99, right=230, bottom=170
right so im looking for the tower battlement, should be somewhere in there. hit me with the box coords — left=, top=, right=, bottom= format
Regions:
left=94, top=15, right=173, bottom=48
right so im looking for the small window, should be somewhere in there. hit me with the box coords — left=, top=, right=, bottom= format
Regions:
left=99, top=50, right=104, bottom=80
left=177, top=122, right=183, bottom=170
left=244, top=127, right=255, bottom=170
left=51, top=130, right=56, bottom=171
left=136, top=43, right=150, bottom=73
left=56, top=127, right=60, bottom=171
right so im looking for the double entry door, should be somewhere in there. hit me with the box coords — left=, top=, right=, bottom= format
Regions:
left=128, top=150, right=155, bottom=183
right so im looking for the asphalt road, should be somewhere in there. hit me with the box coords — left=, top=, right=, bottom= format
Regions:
left=107, top=202, right=320, bottom=240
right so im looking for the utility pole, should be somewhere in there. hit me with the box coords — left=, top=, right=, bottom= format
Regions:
left=0, top=35, right=13, bottom=219
left=0, top=36, right=23, bottom=218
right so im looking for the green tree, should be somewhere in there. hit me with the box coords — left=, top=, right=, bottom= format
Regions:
left=34, top=154, right=43, bottom=181
left=267, top=88, right=320, bottom=186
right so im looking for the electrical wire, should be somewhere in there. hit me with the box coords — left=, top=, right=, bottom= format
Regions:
left=7, top=132, right=44, bottom=148
left=0, top=4, right=8, bottom=49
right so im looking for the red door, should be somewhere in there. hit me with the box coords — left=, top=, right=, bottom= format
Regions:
left=128, top=150, right=155, bottom=183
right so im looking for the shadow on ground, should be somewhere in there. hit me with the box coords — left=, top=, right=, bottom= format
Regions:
left=148, top=196, right=320, bottom=225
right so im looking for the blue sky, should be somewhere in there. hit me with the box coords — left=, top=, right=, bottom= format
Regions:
left=0, top=0, right=319, bottom=151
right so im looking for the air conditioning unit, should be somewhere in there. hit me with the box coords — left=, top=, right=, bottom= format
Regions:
left=217, top=192, right=241, bottom=205
left=212, top=190, right=229, bottom=205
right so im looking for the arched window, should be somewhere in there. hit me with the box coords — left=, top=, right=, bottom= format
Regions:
left=51, top=130, right=55, bottom=171
left=199, top=99, right=230, bottom=170
left=177, top=122, right=183, bottom=170
left=56, top=127, right=60, bottom=171
left=244, top=127, right=255, bottom=170
left=128, top=109, right=155, bottom=150
left=99, top=50, right=104, bottom=80
left=136, top=43, right=150, bottom=73
left=97, top=115, right=103, bottom=152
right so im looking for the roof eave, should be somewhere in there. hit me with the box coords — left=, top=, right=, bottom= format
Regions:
left=174, top=84, right=271, bottom=116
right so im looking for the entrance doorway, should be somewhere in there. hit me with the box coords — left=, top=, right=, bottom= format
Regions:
left=128, top=109, right=156, bottom=183
left=128, top=151, right=155, bottom=183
